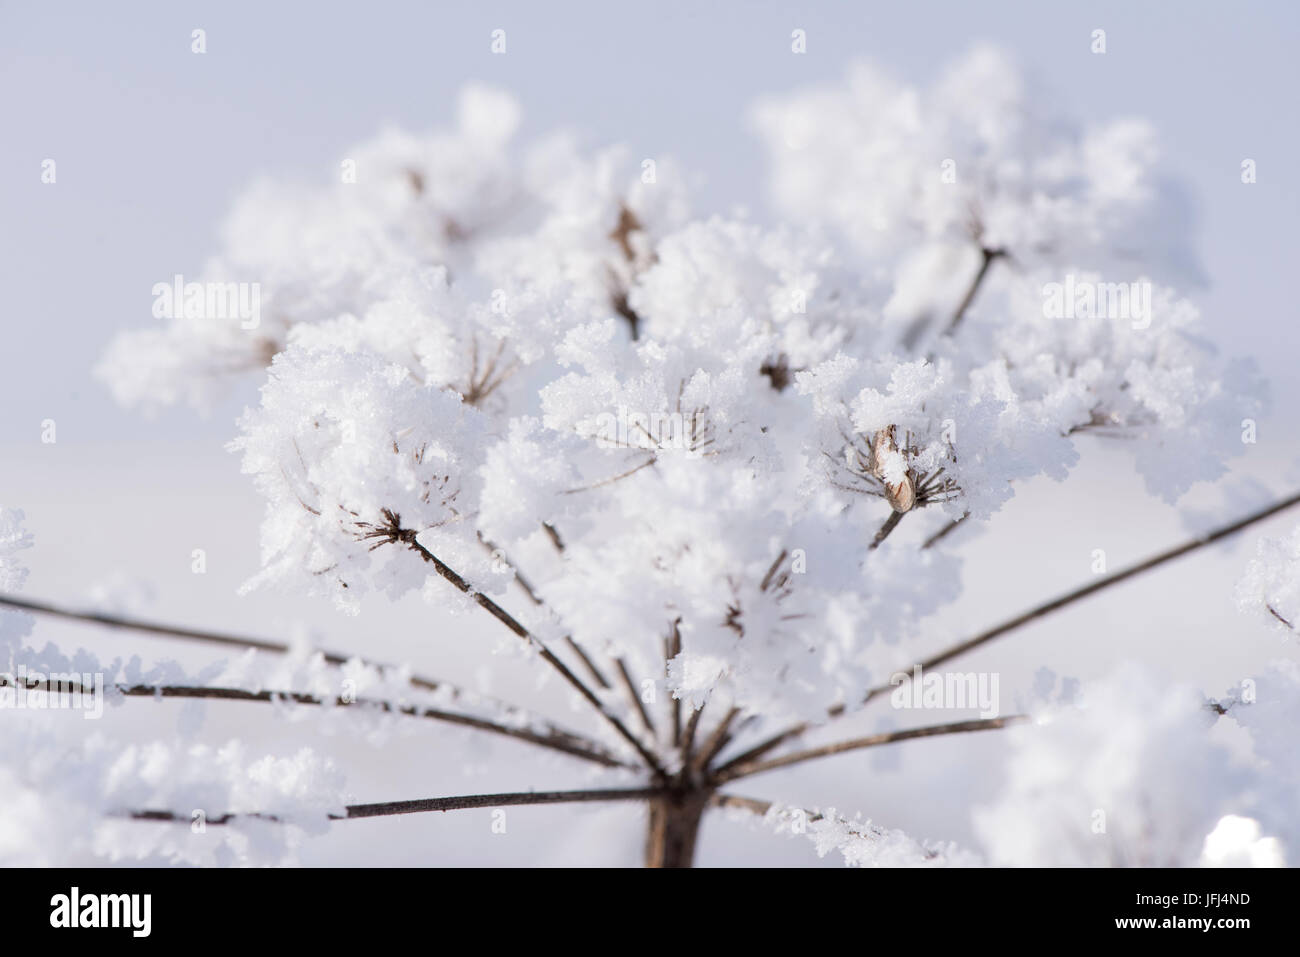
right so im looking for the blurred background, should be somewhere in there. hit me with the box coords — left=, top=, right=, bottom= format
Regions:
left=1, top=0, right=1298, bottom=865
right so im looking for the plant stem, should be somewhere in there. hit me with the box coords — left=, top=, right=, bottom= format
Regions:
left=644, top=788, right=712, bottom=867
left=400, top=532, right=666, bottom=775
left=615, top=657, right=656, bottom=736
left=944, top=246, right=1004, bottom=337
left=864, top=488, right=1300, bottom=705
left=923, top=511, right=970, bottom=549
left=126, top=787, right=670, bottom=825
left=712, top=715, right=1027, bottom=784
left=481, top=534, right=614, bottom=690
left=691, top=707, right=741, bottom=776
left=3, top=676, right=631, bottom=768
left=713, top=490, right=1300, bottom=776
left=0, top=592, right=451, bottom=696
left=870, top=510, right=906, bottom=549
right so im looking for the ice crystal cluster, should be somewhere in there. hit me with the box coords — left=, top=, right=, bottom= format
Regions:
left=26, top=47, right=1283, bottom=865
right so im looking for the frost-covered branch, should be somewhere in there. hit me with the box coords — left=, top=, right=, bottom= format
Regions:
left=711, top=793, right=976, bottom=866
left=2, top=675, right=630, bottom=769
left=0, top=591, right=440, bottom=693
left=866, top=489, right=1300, bottom=704
left=0, top=547, right=663, bottom=772
left=0, top=592, right=629, bottom=767
left=481, top=535, right=615, bottom=691
left=717, top=491, right=1300, bottom=775
left=0, top=592, right=313, bottom=660
left=395, top=522, right=666, bottom=775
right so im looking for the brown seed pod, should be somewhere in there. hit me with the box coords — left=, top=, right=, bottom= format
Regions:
left=868, top=426, right=916, bottom=513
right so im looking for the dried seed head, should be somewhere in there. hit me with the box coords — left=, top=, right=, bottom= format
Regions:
left=884, top=472, right=916, bottom=513
left=868, top=426, right=916, bottom=513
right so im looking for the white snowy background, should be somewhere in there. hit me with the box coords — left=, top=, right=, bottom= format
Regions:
left=1, top=0, right=1297, bottom=865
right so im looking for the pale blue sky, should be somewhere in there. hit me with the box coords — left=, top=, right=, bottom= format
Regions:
left=2, top=0, right=1297, bottom=446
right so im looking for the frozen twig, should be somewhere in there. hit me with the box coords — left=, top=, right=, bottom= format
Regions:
left=395, top=520, right=666, bottom=775
left=714, top=491, right=1300, bottom=776
left=124, top=787, right=670, bottom=825
left=711, top=715, right=1028, bottom=784
left=0, top=675, right=631, bottom=768
left=944, top=246, right=1005, bottom=337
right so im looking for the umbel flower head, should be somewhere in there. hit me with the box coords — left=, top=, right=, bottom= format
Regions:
left=65, top=47, right=1290, bottom=867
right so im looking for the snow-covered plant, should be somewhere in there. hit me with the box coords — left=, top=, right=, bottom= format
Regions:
left=3, top=47, right=1293, bottom=867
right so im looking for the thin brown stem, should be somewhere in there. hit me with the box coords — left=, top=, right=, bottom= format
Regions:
left=0, top=676, right=631, bottom=768
left=713, top=715, right=1027, bottom=784
left=565, top=637, right=614, bottom=690
left=944, top=246, right=1004, bottom=337
left=710, top=792, right=775, bottom=816
left=615, top=657, right=656, bottom=736
left=126, top=787, right=669, bottom=825
left=479, top=534, right=613, bottom=690
left=666, top=623, right=683, bottom=747
left=693, top=706, right=741, bottom=776
left=923, top=511, right=970, bottom=549
left=711, top=724, right=809, bottom=780
left=1266, top=604, right=1295, bottom=630
left=399, top=530, right=665, bottom=775
left=0, top=593, right=308, bottom=659
left=562, top=455, right=656, bottom=495
left=542, top=522, right=566, bottom=552
left=0, top=592, right=445, bottom=697
left=715, top=490, right=1300, bottom=776
left=679, top=703, right=705, bottom=767
left=870, top=510, right=906, bottom=550
left=864, top=489, right=1300, bottom=705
